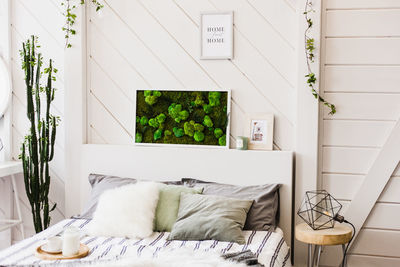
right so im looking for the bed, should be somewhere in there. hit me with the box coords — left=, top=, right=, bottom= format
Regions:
left=0, top=145, right=294, bottom=266
left=0, top=218, right=289, bottom=266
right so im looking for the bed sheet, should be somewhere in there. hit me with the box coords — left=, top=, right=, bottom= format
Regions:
left=0, top=219, right=290, bottom=266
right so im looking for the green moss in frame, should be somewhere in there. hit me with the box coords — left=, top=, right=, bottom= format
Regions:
left=135, top=90, right=229, bottom=147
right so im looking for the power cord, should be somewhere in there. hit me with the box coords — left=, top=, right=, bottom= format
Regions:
left=334, top=214, right=356, bottom=266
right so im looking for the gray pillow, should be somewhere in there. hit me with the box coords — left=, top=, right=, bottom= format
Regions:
left=168, top=193, right=253, bottom=244
left=78, top=174, right=181, bottom=219
left=182, top=178, right=280, bottom=231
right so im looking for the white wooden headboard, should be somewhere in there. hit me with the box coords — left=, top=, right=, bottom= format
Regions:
left=69, top=144, right=294, bottom=256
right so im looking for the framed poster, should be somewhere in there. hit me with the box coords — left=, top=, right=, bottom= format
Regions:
left=134, top=89, right=231, bottom=149
left=245, top=114, right=274, bottom=150
left=200, top=12, right=233, bottom=59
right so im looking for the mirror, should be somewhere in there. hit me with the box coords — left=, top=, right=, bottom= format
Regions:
left=0, top=57, right=11, bottom=118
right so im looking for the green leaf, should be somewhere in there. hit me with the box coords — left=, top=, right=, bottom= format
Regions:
left=304, top=0, right=336, bottom=116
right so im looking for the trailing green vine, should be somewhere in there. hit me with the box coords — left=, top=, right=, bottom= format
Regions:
left=61, top=0, right=104, bottom=48
left=304, top=0, right=336, bottom=115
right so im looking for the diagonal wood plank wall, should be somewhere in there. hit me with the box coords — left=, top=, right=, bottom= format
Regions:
left=5, top=1, right=400, bottom=265
left=319, top=0, right=400, bottom=265
left=86, top=0, right=297, bottom=150
left=6, top=0, right=298, bottom=244
left=0, top=0, right=12, bottom=249
left=7, top=0, right=66, bottom=243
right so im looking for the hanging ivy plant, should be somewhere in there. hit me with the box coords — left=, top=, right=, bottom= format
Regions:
left=61, top=0, right=104, bottom=48
left=304, top=0, right=336, bottom=115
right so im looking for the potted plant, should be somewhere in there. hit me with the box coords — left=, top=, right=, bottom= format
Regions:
left=19, top=36, right=59, bottom=233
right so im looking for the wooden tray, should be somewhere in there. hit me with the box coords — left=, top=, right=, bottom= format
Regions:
left=35, top=243, right=89, bottom=260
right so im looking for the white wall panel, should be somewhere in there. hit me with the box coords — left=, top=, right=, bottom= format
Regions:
left=321, top=228, right=400, bottom=266
left=89, top=6, right=184, bottom=89
left=323, top=174, right=400, bottom=203
left=208, top=0, right=296, bottom=86
left=328, top=200, right=400, bottom=232
left=322, top=147, right=379, bottom=174
left=90, top=61, right=135, bottom=135
left=88, top=93, right=133, bottom=144
left=365, top=203, right=400, bottom=230
left=11, top=0, right=65, bottom=79
left=86, top=0, right=297, bottom=150
left=322, top=93, right=400, bottom=120
left=347, top=255, right=400, bottom=267
left=6, top=1, right=398, bottom=265
left=320, top=0, right=400, bottom=265
left=0, top=178, right=12, bottom=249
left=93, top=2, right=216, bottom=89
left=324, top=66, right=400, bottom=93
left=247, top=0, right=296, bottom=46
left=89, top=27, right=148, bottom=100
left=322, top=174, right=364, bottom=200
left=323, top=120, right=395, bottom=147
left=326, top=10, right=400, bottom=37
left=326, top=0, right=400, bottom=9
left=14, top=0, right=65, bottom=45
left=325, top=38, right=400, bottom=65
left=380, top=176, right=400, bottom=202
left=351, top=229, right=400, bottom=257
left=8, top=0, right=66, bottom=244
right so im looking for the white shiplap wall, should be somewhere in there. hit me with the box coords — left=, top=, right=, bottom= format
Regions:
left=4, top=0, right=298, bottom=244
left=7, top=0, right=66, bottom=243
left=6, top=2, right=399, bottom=266
left=320, top=0, right=400, bottom=266
left=0, top=0, right=12, bottom=250
left=86, top=0, right=297, bottom=150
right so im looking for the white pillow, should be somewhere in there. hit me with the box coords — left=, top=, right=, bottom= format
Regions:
left=88, top=182, right=160, bottom=239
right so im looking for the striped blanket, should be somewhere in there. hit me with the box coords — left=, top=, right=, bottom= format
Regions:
left=0, top=219, right=290, bottom=266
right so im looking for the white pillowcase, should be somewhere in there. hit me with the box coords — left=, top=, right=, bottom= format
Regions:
left=88, top=182, right=160, bottom=239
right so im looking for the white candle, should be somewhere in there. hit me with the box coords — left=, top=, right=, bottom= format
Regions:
left=62, top=226, right=80, bottom=256
left=236, top=136, right=248, bottom=150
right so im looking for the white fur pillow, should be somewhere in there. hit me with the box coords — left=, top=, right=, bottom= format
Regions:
left=88, top=182, right=160, bottom=239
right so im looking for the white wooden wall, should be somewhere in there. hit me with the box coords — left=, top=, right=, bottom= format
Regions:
left=7, top=2, right=400, bottom=266
left=319, top=0, right=400, bottom=265
left=0, top=0, right=12, bottom=249
left=3, top=0, right=300, bottom=244
left=86, top=0, right=298, bottom=150
left=6, top=0, right=66, bottom=243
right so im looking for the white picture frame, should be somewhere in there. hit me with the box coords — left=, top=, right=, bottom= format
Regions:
left=245, top=113, right=274, bottom=150
left=200, top=12, right=233, bottom=60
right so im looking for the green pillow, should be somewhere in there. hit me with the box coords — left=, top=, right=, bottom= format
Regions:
left=168, top=193, right=253, bottom=244
left=154, top=185, right=203, bottom=232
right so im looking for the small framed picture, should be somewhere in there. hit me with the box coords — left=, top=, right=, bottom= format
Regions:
left=245, top=114, right=274, bottom=150
left=200, top=12, right=233, bottom=60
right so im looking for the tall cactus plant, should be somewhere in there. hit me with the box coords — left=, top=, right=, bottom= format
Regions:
left=19, top=36, right=58, bottom=233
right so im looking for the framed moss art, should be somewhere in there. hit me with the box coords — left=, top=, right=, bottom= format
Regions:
left=134, top=89, right=230, bottom=148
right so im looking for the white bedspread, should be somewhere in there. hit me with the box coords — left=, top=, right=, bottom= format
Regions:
left=0, top=219, right=290, bottom=266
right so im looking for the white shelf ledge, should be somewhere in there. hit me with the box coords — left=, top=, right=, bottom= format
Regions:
left=0, top=161, right=22, bottom=177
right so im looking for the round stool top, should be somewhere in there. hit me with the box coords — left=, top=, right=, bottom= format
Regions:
left=295, top=223, right=352, bottom=245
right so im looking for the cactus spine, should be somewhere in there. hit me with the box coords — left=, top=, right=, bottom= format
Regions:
left=19, top=36, right=58, bottom=233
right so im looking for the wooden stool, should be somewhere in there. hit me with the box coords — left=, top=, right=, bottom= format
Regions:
left=296, top=223, right=352, bottom=267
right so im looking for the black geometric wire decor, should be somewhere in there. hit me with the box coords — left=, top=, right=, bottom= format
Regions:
left=297, top=190, right=342, bottom=230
